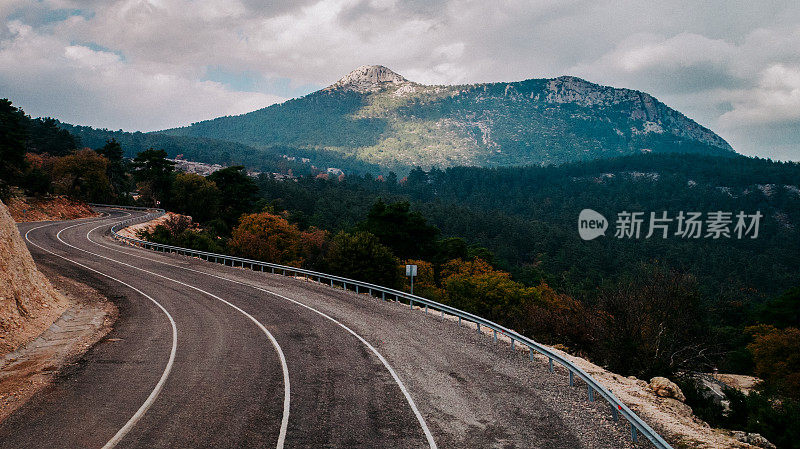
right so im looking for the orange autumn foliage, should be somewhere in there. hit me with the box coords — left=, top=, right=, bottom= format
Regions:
left=440, top=258, right=530, bottom=324
left=438, top=258, right=593, bottom=352
left=747, top=324, right=800, bottom=399
left=227, top=211, right=327, bottom=268
left=523, top=283, right=595, bottom=351
left=399, top=259, right=441, bottom=299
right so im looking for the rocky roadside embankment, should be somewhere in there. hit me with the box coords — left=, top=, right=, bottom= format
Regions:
left=543, top=346, right=772, bottom=448
left=0, top=199, right=69, bottom=355
left=115, top=211, right=181, bottom=240
left=0, top=199, right=115, bottom=421
left=6, top=195, right=98, bottom=222
left=426, top=308, right=772, bottom=448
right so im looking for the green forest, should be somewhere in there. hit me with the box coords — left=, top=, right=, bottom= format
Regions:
left=3, top=97, right=800, bottom=447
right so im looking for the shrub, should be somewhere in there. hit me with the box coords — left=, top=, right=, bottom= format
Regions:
left=326, top=231, right=400, bottom=287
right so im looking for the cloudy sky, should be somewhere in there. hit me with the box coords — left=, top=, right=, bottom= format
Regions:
left=2, top=0, right=799, bottom=160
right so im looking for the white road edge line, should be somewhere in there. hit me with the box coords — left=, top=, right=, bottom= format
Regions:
left=90, top=212, right=438, bottom=449
left=59, top=218, right=291, bottom=449
left=23, top=216, right=178, bottom=449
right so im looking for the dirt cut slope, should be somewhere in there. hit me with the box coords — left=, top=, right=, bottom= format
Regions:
left=6, top=196, right=98, bottom=222
left=0, top=199, right=68, bottom=356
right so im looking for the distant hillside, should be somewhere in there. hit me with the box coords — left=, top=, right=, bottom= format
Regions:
left=160, top=65, right=736, bottom=170
left=58, top=122, right=382, bottom=174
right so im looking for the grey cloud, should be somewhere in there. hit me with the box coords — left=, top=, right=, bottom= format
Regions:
left=1, top=0, right=798, bottom=159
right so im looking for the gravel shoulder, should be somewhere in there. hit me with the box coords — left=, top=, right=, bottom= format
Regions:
left=228, top=270, right=639, bottom=449
left=0, top=267, right=117, bottom=423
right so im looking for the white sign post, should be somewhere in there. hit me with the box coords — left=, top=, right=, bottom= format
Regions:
left=405, top=264, right=417, bottom=295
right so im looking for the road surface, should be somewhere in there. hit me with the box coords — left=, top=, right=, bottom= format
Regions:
left=2, top=210, right=638, bottom=448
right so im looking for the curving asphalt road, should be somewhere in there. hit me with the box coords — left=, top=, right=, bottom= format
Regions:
left=1, top=210, right=640, bottom=448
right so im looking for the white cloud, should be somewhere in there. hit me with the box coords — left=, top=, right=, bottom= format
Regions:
left=0, top=20, right=284, bottom=131
left=720, top=64, right=800, bottom=126
left=64, top=44, right=121, bottom=68
left=614, top=33, right=733, bottom=72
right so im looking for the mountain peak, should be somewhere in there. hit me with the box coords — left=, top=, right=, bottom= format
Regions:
left=327, top=65, right=409, bottom=92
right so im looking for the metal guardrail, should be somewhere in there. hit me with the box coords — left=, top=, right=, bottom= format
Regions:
left=89, top=203, right=162, bottom=212
left=94, top=204, right=672, bottom=448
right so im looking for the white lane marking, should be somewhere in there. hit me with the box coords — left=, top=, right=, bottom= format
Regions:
left=88, top=216, right=438, bottom=449
left=24, top=218, right=178, bottom=449
left=58, top=220, right=291, bottom=449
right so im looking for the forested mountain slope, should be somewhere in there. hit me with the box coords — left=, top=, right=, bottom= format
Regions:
left=161, top=65, right=736, bottom=170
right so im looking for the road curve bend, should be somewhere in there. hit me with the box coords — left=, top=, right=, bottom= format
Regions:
left=1, top=211, right=641, bottom=448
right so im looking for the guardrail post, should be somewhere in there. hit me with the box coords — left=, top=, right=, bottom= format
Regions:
left=631, top=426, right=638, bottom=443
left=493, top=329, right=497, bottom=342
left=425, top=305, right=428, bottom=315
left=588, top=386, right=595, bottom=402
left=477, top=323, right=481, bottom=333
left=612, top=406, right=619, bottom=422
left=440, top=309, right=444, bottom=320
left=511, top=339, right=515, bottom=350
left=410, top=299, right=414, bottom=309
left=569, top=371, right=574, bottom=387
left=343, top=282, right=347, bottom=290
left=355, top=285, right=359, bottom=294
left=549, top=358, right=554, bottom=373
left=529, top=348, right=534, bottom=361
left=458, top=317, right=461, bottom=327
left=382, top=292, right=385, bottom=301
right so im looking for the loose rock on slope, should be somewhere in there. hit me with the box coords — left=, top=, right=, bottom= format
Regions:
left=0, top=199, right=68, bottom=356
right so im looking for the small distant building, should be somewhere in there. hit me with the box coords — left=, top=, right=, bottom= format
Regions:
left=168, top=158, right=224, bottom=176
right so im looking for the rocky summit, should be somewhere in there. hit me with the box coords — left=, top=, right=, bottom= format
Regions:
left=326, top=65, right=411, bottom=92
